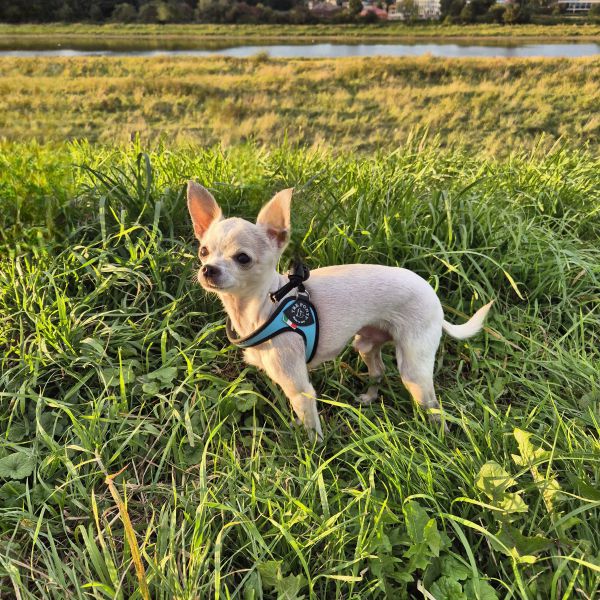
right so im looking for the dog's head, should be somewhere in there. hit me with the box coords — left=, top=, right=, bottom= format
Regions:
left=187, top=182, right=292, bottom=296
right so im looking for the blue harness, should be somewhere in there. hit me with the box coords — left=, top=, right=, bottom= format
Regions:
left=225, top=264, right=319, bottom=363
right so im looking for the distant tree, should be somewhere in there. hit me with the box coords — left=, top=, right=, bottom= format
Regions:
left=502, top=2, right=521, bottom=22
left=55, top=2, right=75, bottom=20
left=441, top=0, right=465, bottom=17
left=502, top=2, right=529, bottom=22
left=89, top=3, right=104, bottom=20
left=399, top=0, right=419, bottom=21
left=0, top=0, right=63, bottom=22
left=488, top=2, right=506, bottom=22
left=111, top=2, right=138, bottom=20
left=266, top=0, right=294, bottom=11
left=459, top=1, right=474, bottom=21
left=348, top=0, right=363, bottom=14
left=469, top=0, right=495, bottom=17
left=139, top=0, right=189, bottom=22
left=589, top=3, right=600, bottom=15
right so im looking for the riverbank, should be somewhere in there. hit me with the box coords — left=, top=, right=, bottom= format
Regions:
left=1, top=22, right=600, bottom=41
left=1, top=55, right=598, bottom=155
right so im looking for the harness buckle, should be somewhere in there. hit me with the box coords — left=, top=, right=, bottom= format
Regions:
left=296, top=284, right=310, bottom=300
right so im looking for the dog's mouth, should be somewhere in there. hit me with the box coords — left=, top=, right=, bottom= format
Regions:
left=202, top=280, right=229, bottom=291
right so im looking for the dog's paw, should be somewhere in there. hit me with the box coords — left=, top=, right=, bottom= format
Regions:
left=428, top=411, right=450, bottom=433
left=358, top=392, right=377, bottom=405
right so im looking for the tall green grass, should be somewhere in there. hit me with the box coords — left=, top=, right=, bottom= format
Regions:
left=1, top=139, right=599, bottom=598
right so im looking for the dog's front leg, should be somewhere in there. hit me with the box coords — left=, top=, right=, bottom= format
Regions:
left=261, top=344, right=323, bottom=441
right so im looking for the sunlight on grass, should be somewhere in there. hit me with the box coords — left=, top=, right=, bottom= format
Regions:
left=0, top=56, right=598, bottom=155
left=0, top=140, right=599, bottom=598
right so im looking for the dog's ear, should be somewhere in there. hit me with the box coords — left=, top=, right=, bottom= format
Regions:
left=256, top=188, right=293, bottom=248
left=187, top=182, right=222, bottom=241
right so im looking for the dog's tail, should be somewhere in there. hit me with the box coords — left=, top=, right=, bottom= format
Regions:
left=442, top=301, right=494, bottom=340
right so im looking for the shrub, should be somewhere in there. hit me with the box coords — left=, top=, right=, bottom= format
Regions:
left=112, top=2, right=138, bottom=22
left=459, top=2, right=474, bottom=21
left=349, top=0, right=363, bottom=14
left=488, top=2, right=506, bottom=22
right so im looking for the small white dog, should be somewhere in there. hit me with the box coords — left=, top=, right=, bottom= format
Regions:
left=187, top=183, right=492, bottom=440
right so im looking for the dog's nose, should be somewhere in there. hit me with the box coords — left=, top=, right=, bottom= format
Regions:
left=202, top=264, right=220, bottom=279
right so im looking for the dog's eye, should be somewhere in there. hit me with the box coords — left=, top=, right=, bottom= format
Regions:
left=199, top=247, right=209, bottom=258
left=234, top=252, right=251, bottom=265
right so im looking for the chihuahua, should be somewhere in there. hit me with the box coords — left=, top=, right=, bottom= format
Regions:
left=187, top=182, right=492, bottom=440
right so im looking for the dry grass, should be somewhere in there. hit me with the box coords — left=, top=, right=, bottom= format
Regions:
left=1, top=56, right=599, bottom=155
left=1, top=22, right=600, bottom=39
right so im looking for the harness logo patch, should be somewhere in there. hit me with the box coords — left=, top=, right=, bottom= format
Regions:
left=284, top=300, right=314, bottom=327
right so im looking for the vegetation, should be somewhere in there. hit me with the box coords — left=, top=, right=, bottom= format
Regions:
left=2, top=0, right=600, bottom=25
left=2, top=21, right=600, bottom=38
left=1, top=139, right=599, bottom=598
left=1, top=56, right=599, bottom=156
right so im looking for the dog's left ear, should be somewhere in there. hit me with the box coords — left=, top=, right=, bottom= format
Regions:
left=256, top=188, right=293, bottom=248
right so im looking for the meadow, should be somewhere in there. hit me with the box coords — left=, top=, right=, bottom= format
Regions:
left=1, top=56, right=599, bottom=155
left=1, top=23, right=600, bottom=599
left=1, top=137, right=599, bottom=599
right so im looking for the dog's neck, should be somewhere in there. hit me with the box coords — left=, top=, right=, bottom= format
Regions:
left=218, top=271, right=287, bottom=337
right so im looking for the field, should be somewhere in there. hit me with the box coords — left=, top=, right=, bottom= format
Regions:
left=1, top=56, right=599, bottom=155
left=1, top=24, right=600, bottom=600
left=1, top=22, right=600, bottom=39
left=1, top=138, right=599, bottom=599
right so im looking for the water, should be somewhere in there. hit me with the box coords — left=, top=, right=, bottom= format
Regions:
left=1, top=40, right=599, bottom=59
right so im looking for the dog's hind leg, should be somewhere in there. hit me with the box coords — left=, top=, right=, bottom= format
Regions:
left=395, top=329, right=445, bottom=427
left=353, top=327, right=391, bottom=404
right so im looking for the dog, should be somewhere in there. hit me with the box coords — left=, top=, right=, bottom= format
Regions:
left=187, top=182, right=492, bottom=440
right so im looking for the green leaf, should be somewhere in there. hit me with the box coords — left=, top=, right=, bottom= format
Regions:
left=142, top=381, right=160, bottom=395
left=139, top=366, right=178, bottom=390
left=512, top=428, right=562, bottom=512
left=0, top=452, right=35, bottom=480
left=512, top=428, right=548, bottom=467
left=493, top=523, right=552, bottom=556
left=369, top=553, right=400, bottom=578
left=499, top=492, right=528, bottom=514
left=276, top=573, right=307, bottom=600
left=430, top=576, right=467, bottom=600
left=102, top=360, right=139, bottom=386
left=424, top=519, right=441, bottom=557
left=404, top=500, right=430, bottom=544
left=81, top=337, right=106, bottom=357
left=440, top=556, right=470, bottom=581
left=258, top=560, right=282, bottom=588
left=243, top=572, right=261, bottom=600
left=464, top=579, right=499, bottom=600
left=236, top=392, right=257, bottom=412
left=0, top=481, right=27, bottom=506
left=7, top=423, right=27, bottom=442
left=476, top=461, right=518, bottom=501
left=404, top=541, right=433, bottom=572
left=257, top=561, right=306, bottom=600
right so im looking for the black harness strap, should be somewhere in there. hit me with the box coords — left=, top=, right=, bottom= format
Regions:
left=269, top=262, right=310, bottom=303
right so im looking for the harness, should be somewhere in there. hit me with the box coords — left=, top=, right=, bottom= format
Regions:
left=225, top=263, right=319, bottom=363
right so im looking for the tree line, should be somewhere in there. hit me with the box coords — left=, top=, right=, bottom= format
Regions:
left=0, top=0, right=594, bottom=25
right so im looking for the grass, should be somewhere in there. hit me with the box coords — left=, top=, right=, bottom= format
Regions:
left=0, top=139, right=599, bottom=598
left=1, top=56, right=599, bottom=156
left=1, top=22, right=600, bottom=40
